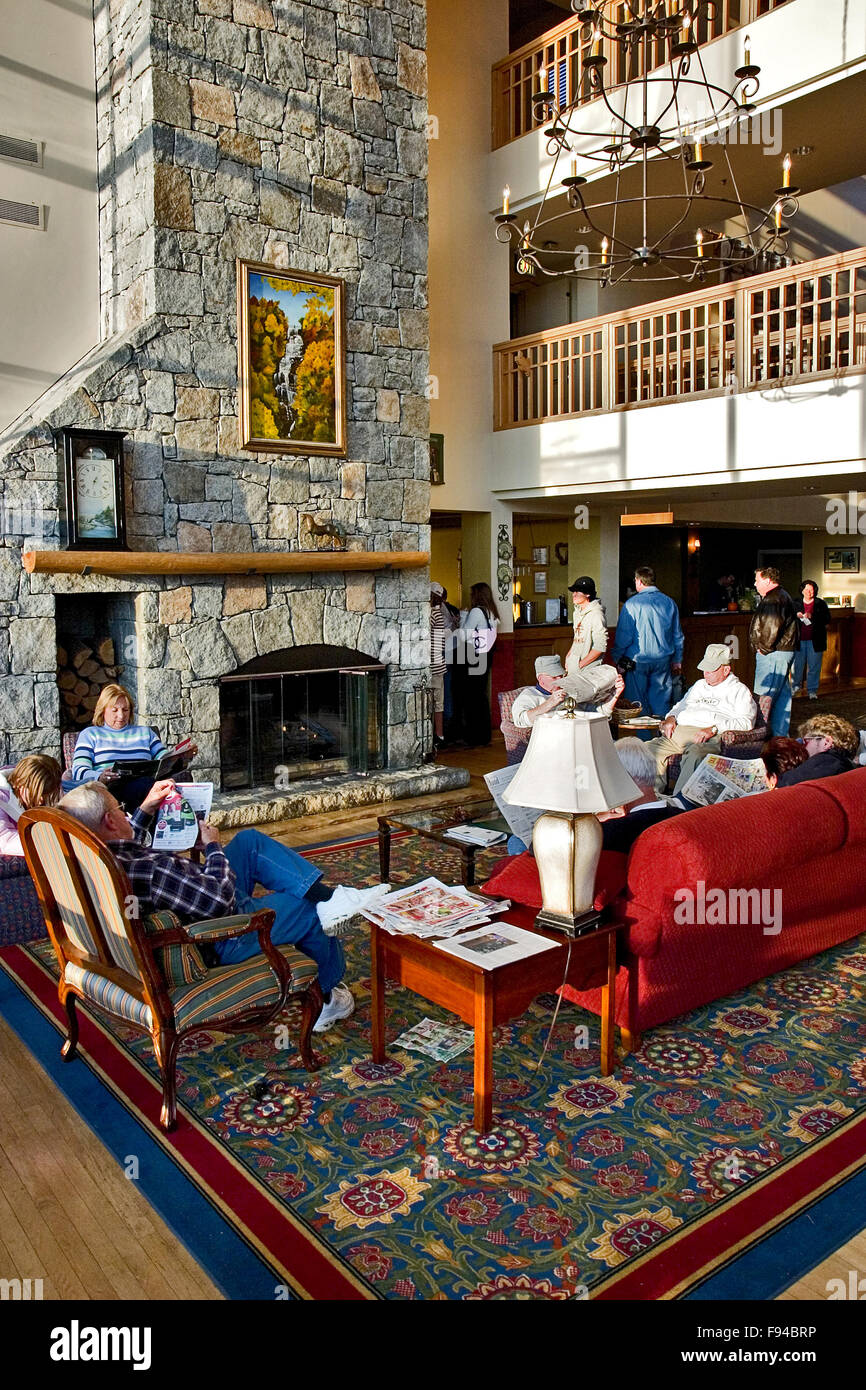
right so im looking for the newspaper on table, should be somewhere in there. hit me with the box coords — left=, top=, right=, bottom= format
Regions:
left=483, top=764, right=544, bottom=849
left=680, top=754, right=767, bottom=808
left=361, top=876, right=510, bottom=939
left=434, top=922, right=558, bottom=971
left=443, top=824, right=506, bottom=848
left=393, top=1017, right=474, bottom=1061
left=151, top=782, right=214, bottom=852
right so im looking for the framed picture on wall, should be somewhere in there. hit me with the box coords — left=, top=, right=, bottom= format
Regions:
left=824, top=546, right=860, bottom=573
left=237, top=261, right=346, bottom=455
left=533, top=570, right=548, bottom=594
left=532, top=546, right=549, bottom=565
left=430, top=433, right=444, bottom=485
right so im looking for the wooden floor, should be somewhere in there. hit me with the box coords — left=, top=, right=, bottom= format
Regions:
left=1, top=732, right=863, bottom=1301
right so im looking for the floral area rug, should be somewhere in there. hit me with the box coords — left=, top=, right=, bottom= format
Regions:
left=3, top=829, right=866, bottom=1300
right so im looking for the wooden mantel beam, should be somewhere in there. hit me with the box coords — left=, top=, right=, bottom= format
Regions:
left=22, top=549, right=429, bottom=577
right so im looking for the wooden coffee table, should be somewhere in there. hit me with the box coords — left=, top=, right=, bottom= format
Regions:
left=377, top=799, right=506, bottom=888
left=370, top=915, right=623, bottom=1134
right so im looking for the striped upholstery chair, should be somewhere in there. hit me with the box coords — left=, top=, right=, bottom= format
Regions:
left=19, top=807, right=323, bottom=1131
left=498, top=689, right=532, bottom=764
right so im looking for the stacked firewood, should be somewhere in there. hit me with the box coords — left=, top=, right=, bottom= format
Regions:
left=57, top=638, right=124, bottom=727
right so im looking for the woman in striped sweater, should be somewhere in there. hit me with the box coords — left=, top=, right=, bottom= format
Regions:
left=72, top=684, right=195, bottom=809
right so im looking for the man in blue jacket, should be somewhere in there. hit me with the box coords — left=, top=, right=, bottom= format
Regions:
left=611, top=566, right=684, bottom=717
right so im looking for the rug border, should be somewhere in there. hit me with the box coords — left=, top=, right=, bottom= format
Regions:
left=0, top=944, right=375, bottom=1302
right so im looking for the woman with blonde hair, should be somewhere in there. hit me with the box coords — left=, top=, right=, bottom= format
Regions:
left=0, top=755, right=62, bottom=856
left=71, top=684, right=196, bottom=809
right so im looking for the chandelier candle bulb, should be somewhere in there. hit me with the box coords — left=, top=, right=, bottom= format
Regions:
left=783, top=154, right=791, bottom=188
left=592, top=27, right=602, bottom=57
left=502, top=185, right=510, bottom=215
left=696, top=228, right=704, bottom=257
left=601, top=236, right=609, bottom=266
left=571, top=156, right=577, bottom=178
left=694, top=137, right=703, bottom=163
left=744, top=34, right=751, bottom=66
left=775, top=200, right=783, bottom=230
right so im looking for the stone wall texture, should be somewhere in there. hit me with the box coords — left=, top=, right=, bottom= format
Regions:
left=0, top=0, right=432, bottom=780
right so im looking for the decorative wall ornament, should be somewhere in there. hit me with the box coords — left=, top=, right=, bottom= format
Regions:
left=430, top=433, right=444, bottom=485
left=497, top=524, right=513, bottom=601
left=237, top=261, right=346, bottom=456
left=61, top=428, right=127, bottom=550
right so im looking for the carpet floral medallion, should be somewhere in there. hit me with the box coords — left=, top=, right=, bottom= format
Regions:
left=4, top=832, right=866, bottom=1300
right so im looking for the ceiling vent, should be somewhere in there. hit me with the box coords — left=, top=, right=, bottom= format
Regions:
left=0, top=197, right=44, bottom=230
left=0, top=133, right=43, bottom=168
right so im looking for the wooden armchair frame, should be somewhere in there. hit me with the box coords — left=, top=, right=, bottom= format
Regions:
left=19, top=807, right=323, bottom=1131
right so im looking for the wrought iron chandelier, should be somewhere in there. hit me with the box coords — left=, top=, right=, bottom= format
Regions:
left=494, top=1, right=799, bottom=286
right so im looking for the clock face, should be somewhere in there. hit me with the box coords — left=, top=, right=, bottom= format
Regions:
left=75, top=448, right=117, bottom=538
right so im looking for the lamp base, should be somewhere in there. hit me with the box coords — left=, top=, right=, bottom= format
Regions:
left=535, top=906, right=603, bottom=939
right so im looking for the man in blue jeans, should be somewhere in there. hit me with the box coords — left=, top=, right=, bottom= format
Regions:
left=611, top=565, right=684, bottom=717
left=59, top=780, right=388, bottom=1033
left=750, top=566, right=799, bottom=736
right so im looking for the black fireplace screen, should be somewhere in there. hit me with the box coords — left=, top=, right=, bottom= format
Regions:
left=219, top=647, right=386, bottom=792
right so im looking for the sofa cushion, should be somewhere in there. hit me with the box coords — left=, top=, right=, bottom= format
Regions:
left=481, top=848, right=628, bottom=913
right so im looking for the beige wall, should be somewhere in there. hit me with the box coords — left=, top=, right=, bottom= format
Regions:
left=0, top=1, right=99, bottom=431
left=803, top=529, right=866, bottom=611
left=427, top=0, right=510, bottom=513
left=431, top=526, right=461, bottom=603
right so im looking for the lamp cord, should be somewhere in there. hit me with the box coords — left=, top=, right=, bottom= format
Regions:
left=536, top=938, right=572, bottom=1073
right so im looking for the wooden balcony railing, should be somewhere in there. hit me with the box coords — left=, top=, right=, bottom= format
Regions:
left=492, top=0, right=792, bottom=149
left=493, top=247, right=866, bottom=429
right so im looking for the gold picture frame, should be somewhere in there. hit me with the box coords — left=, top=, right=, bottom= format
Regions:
left=237, top=260, right=347, bottom=456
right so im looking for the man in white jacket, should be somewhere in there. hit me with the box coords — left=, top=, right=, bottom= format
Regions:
left=641, top=643, right=757, bottom=792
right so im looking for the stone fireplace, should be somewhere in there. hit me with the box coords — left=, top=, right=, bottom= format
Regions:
left=0, top=0, right=467, bottom=814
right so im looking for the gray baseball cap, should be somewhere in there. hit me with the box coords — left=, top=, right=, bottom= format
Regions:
left=535, top=655, right=565, bottom=678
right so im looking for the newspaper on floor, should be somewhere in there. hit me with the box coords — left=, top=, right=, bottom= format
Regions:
left=152, top=782, right=214, bottom=851
left=361, top=876, right=510, bottom=939
left=483, top=764, right=544, bottom=849
left=443, top=824, right=506, bottom=847
left=434, top=922, right=558, bottom=970
left=393, top=1017, right=474, bottom=1061
left=680, top=754, right=768, bottom=807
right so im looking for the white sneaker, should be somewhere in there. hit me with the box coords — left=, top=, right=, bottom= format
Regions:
left=312, top=983, right=355, bottom=1033
left=316, top=883, right=390, bottom=936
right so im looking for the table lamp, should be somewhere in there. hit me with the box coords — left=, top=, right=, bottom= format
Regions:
left=503, top=704, right=640, bottom=937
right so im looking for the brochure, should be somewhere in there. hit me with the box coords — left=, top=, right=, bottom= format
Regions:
left=434, top=922, right=558, bottom=970
left=680, top=754, right=767, bottom=807
left=152, top=782, right=214, bottom=852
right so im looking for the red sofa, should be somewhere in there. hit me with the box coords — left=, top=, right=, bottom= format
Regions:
left=482, top=768, right=866, bottom=1038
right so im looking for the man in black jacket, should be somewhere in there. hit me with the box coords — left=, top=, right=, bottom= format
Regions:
left=750, top=566, right=799, bottom=736
left=778, top=714, right=861, bottom=787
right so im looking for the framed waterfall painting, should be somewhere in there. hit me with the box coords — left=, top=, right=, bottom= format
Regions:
left=237, top=261, right=346, bottom=456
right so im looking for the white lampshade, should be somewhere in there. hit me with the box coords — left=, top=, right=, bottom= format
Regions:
left=503, top=710, right=640, bottom=814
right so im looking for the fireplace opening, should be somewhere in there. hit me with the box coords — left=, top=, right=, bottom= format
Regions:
left=219, top=645, right=387, bottom=791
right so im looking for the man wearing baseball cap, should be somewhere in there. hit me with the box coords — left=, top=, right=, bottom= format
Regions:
left=511, top=654, right=623, bottom=727
left=640, top=642, right=757, bottom=793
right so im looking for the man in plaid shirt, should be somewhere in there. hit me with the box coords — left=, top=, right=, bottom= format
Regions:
left=59, top=779, right=387, bottom=1032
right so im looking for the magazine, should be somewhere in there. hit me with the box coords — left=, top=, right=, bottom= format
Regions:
left=111, top=736, right=195, bottom=781
left=483, top=764, right=544, bottom=849
left=152, top=782, right=214, bottom=852
left=680, top=754, right=767, bottom=807
left=361, top=877, right=510, bottom=939
left=434, top=922, right=558, bottom=970
left=443, top=824, right=506, bottom=848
